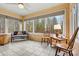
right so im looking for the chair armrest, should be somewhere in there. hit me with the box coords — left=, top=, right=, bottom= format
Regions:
left=62, top=38, right=68, bottom=44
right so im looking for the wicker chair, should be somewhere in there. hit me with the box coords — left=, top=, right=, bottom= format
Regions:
left=55, top=27, right=79, bottom=56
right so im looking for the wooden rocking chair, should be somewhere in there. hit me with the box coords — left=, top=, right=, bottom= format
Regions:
left=55, top=27, right=79, bottom=56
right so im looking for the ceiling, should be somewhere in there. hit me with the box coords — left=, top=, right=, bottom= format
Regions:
left=0, top=3, right=61, bottom=16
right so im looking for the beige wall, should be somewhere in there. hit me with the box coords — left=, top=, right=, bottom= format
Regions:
left=29, top=33, right=43, bottom=42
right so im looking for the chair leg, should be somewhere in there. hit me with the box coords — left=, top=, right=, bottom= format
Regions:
left=44, top=39, right=45, bottom=42
left=41, top=38, right=45, bottom=44
left=47, top=40, right=48, bottom=45
left=41, top=38, right=43, bottom=44
left=70, top=51, right=73, bottom=56
left=69, top=51, right=73, bottom=56
left=50, top=37, right=52, bottom=46
left=58, top=48, right=61, bottom=53
left=63, top=53, right=66, bottom=56
left=71, top=53, right=73, bottom=56
left=55, top=47, right=59, bottom=56
left=69, top=51, right=71, bottom=56
left=47, top=39, right=49, bottom=46
left=71, top=51, right=73, bottom=56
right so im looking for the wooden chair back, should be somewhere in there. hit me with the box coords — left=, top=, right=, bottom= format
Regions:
left=67, top=27, right=79, bottom=50
left=43, top=29, right=51, bottom=37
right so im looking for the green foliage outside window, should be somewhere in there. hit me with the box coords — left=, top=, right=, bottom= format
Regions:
left=26, top=20, right=33, bottom=32
left=34, top=19, right=45, bottom=33
left=26, top=15, right=64, bottom=33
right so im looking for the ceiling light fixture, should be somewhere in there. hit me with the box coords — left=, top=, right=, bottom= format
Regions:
left=18, top=3, right=24, bottom=9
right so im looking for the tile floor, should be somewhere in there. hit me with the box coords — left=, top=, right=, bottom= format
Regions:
left=0, top=40, right=78, bottom=56
left=0, top=40, right=56, bottom=56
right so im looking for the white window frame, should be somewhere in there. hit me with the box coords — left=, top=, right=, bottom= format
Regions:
left=25, top=11, right=65, bottom=35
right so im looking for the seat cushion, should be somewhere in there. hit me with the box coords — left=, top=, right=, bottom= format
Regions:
left=56, top=43, right=68, bottom=49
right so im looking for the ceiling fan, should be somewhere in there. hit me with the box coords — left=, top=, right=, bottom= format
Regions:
left=18, top=3, right=24, bottom=9
left=8, top=3, right=29, bottom=9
